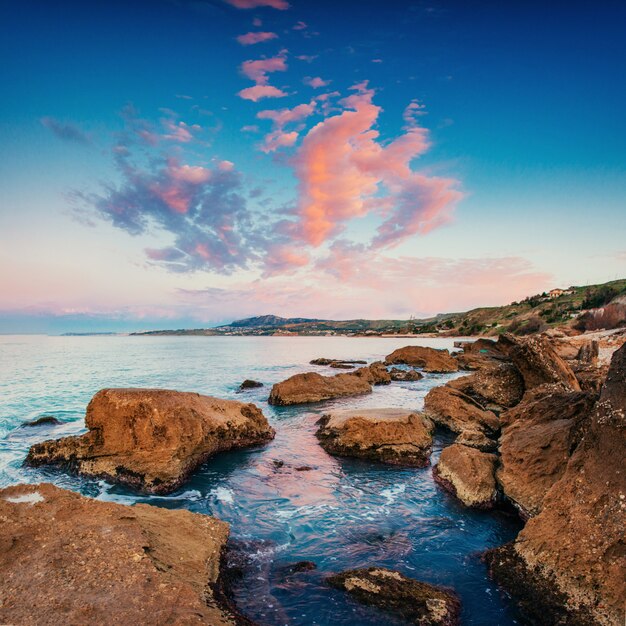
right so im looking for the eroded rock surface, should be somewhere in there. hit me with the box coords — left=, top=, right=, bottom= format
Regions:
left=268, top=372, right=372, bottom=405
left=316, top=409, right=433, bottom=466
left=26, top=388, right=275, bottom=494
left=385, top=346, right=459, bottom=373
left=434, top=444, right=497, bottom=508
left=0, top=483, right=244, bottom=626
left=354, top=361, right=392, bottom=385
left=389, top=367, right=424, bottom=382
left=327, top=567, right=461, bottom=626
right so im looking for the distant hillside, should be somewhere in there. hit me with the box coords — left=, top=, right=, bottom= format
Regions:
left=225, top=315, right=322, bottom=328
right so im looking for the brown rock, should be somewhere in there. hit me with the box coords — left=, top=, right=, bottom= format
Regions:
left=497, top=333, right=581, bottom=391
left=310, top=358, right=366, bottom=366
left=316, top=409, right=433, bottom=466
left=26, top=388, right=275, bottom=494
left=423, top=385, right=500, bottom=437
left=389, top=367, right=424, bottom=382
left=455, top=429, right=497, bottom=452
left=239, top=379, right=263, bottom=390
left=0, top=483, right=244, bottom=626
left=327, top=567, right=461, bottom=626
left=497, top=386, right=595, bottom=517
left=385, top=346, right=459, bottom=373
left=268, top=371, right=372, bottom=405
left=454, top=339, right=506, bottom=370
left=434, top=444, right=497, bottom=508
left=487, top=344, right=626, bottom=626
left=354, top=361, right=392, bottom=385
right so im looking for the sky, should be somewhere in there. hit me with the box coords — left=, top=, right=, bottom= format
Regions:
left=1, top=0, right=625, bottom=333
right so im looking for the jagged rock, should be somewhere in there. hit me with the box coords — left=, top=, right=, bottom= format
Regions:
left=497, top=386, right=595, bottom=517
left=454, top=339, right=505, bottom=370
left=448, top=362, right=524, bottom=410
left=486, top=343, right=626, bottom=626
left=20, top=416, right=62, bottom=427
left=316, top=409, right=434, bottom=467
left=455, top=429, right=497, bottom=452
left=497, top=333, right=581, bottom=391
left=0, top=483, right=244, bottom=626
left=354, top=361, right=392, bottom=385
left=268, top=372, right=372, bottom=405
left=389, top=367, right=424, bottom=382
left=384, top=346, right=459, bottom=373
left=577, top=340, right=599, bottom=365
left=434, top=444, right=497, bottom=508
left=239, top=379, right=263, bottom=390
left=26, top=388, right=275, bottom=494
left=423, top=385, right=500, bottom=437
left=327, top=567, right=461, bottom=626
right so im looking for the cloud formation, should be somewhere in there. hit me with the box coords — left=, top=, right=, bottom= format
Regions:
left=238, top=52, right=288, bottom=101
left=237, top=31, right=278, bottom=45
left=256, top=101, right=316, bottom=152
left=224, top=0, right=289, bottom=9
left=303, top=76, right=330, bottom=88
left=41, top=117, right=90, bottom=144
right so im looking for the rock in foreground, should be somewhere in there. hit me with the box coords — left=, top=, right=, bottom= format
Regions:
left=434, top=444, right=497, bottom=508
left=385, top=346, right=459, bottom=373
left=268, top=372, right=371, bottom=405
left=0, top=483, right=244, bottom=626
left=327, top=567, right=460, bottom=626
left=316, top=409, right=433, bottom=466
left=26, top=388, right=275, bottom=494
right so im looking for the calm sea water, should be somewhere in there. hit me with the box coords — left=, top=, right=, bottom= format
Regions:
left=0, top=335, right=522, bottom=625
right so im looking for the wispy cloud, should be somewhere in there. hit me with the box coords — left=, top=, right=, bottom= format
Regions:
left=41, top=117, right=91, bottom=144
left=237, top=51, right=289, bottom=100
left=224, top=0, right=289, bottom=9
left=236, top=31, right=278, bottom=45
left=303, top=76, right=330, bottom=88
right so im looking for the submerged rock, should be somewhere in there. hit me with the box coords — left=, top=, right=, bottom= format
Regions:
left=310, top=358, right=367, bottom=366
left=26, top=388, right=275, bottom=494
left=316, top=408, right=433, bottom=466
left=385, top=346, right=459, bottom=373
left=327, top=567, right=461, bottom=626
left=0, top=483, right=245, bottom=626
left=434, top=444, right=497, bottom=508
left=20, top=416, right=62, bottom=427
left=487, top=343, right=626, bottom=626
left=268, top=371, right=371, bottom=405
left=239, top=379, right=264, bottom=390
left=389, top=367, right=424, bottom=382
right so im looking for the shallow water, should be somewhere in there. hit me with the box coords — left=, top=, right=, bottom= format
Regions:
left=0, top=335, right=522, bottom=625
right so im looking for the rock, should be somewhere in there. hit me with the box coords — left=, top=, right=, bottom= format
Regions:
left=354, top=361, right=392, bottom=385
left=572, top=361, right=608, bottom=396
left=294, top=465, right=313, bottom=471
left=329, top=362, right=355, bottom=369
left=486, top=344, right=626, bottom=626
left=423, top=385, right=500, bottom=437
left=239, top=379, right=263, bottom=390
left=277, top=560, right=317, bottom=577
left=389, top=367, right=424, bottom=382
left=310, top=358, right=367, bottom=366
left=385, top=346, right=459, bottom=373
left=577, top=340, right=599, bottom=365
left=268, top=372, right=371, bottom=405
left=316, top=409, right=433, bottom=467
left=455, top=429, right=497, bottom=452
left=327, top=567, right=461, bottom=626
left=26, top=388, right=275, bottom=494
left=20, top=416, right=62, bottom=427
left=454, top=339, right=506, bottom=370
left=497, top=386, right=595, bottom=517
left=447, top=362, right=524, bottom=410
left=0, top=483, right=244, bottom=626
left=497, top=333, right=581, bottom=391
left=434, top=444, right=497, bottom=508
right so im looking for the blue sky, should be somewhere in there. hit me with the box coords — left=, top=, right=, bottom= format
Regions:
left=1, top=0, right=625, bottom=333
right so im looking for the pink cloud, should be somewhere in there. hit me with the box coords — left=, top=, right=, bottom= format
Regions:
left=293, top=21, right=307, bottom=30
left=237, top=31, right=278, bottom=45
left=256, top=101, right=316, bottom=152
left=238, top=85, right=288, bottom=101
left=259, top=129, right=299, bottom=153
left=241, top=54, right=287, bottom=83
left=291, top=82, right=461, bottom=247
left=161, top=119, right=200, bottom=143
left=225, top=0, right=289, bottom=9
left=304, top=76, right=330, bottom=88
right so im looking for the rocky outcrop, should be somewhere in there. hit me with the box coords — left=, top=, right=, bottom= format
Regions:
left=389, top=367, right=424, bottom=382
left=316, top=409, right=433, bottom=466
left=454, top=338, right=505, bottom=370
left=0, top=483, right=246, bottom=626
left=487, top=343, right=626, bottom=626
left=385, top=346, right=459, bottom=373
left=434, top=444, right=497, bottom=508
left=497, top=333, right=581, bottom=391
left=310, top=358, right=366, bottom=366
left=268, top=372, right=372, bottom=405
left=423, top=385, right=500, bottom=437
left=239, top=379, right=263, bottom=390
left=354, top=361, right=392, bottom=385
left=448, top=362, right=524, bottom=411
left=26, top=388, right=275, bottom=494
left=327, top=567, right=460, bottom=626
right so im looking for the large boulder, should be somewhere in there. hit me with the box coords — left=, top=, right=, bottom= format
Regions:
left=486, top=344, right=626, bottom=626
left=268, top=371, right=371, bottom=405
left=454, top=338, right=506, bottom=370
left=434, top=444, right=497, bottom=508
left=327, top=567, right=461, bottom=626
left=354, top=361, right=392, bottom=385
left=0, top=483, right=243, bottom=626
left=497, top=333, right=581, bottom=391
left=423, top=385, right=500, bottom=437
left=389, top=367, right=424, bottom=382
left=316, top=409, right=433, bottom=467
left=497, top=386, right=595, bottom=518
left=385, top=346, right=459, bottom=373
left=26, top=388, right=275, bottom=494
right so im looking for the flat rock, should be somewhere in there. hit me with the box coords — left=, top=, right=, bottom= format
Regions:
left=268, top=372, right=371, bottom=405
left=434, top=444, right=497, bottom=508
left=26, top=388, right=275, bottom=494
left=0, top=483, right=242, bottom=626
left=385, top=346, right=459, bottom=373
left=327, top=567, right=460, bottom=626
left=316, top=409, right=433, bottom=466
